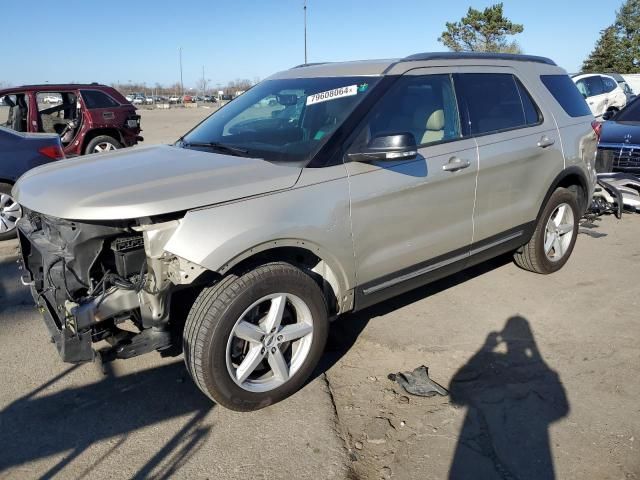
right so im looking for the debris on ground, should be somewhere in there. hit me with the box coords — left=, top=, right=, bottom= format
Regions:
left=387, top=365, right=448, bottom=397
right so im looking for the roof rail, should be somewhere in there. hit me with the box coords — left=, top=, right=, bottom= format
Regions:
left=291, top=62, right=331, bottom=69
left=402, top=52, right=556, bottom=66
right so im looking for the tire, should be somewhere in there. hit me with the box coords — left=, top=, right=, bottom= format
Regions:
left=183, top=262, right=329, bottom=411
left=0, top=183, right=21, bottom=241
left=514, top=187, right=579, bottom=274
left=84, top=135, right=122, bottom=155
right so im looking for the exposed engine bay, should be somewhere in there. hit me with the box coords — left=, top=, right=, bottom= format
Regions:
left=17, top=210, right=206, bottom=363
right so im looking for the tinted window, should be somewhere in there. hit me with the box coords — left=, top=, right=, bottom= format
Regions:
left=515, top=78, right=542, bottom=125
left=613, top=97, right=640, bottom=122
left=455, top=73, right=535, bottom=135
left=81, top=90, right=119, bottom=109
left=350, top=74, right=460, bottom=149
left=601, top=76, right=618, bottom=93
left=576, top=76, right=604, bottom=97
left=541, top=75, right=592, bottom=118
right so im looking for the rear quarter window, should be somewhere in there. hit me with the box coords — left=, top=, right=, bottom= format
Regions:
left=541, top=75, right=592, bottom=118
left=81, top=90, right=120, bottom=109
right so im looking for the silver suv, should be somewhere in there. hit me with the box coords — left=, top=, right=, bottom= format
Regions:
left=15, top=53, right=597, bottom=411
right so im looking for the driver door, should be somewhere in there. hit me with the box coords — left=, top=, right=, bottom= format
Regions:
left=345, top=70, right=477, bottom=308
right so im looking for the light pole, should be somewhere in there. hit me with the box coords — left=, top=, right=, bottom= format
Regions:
left=303, top=0, right=308, bottom=64
left=179, top=47, right=184, bottom=97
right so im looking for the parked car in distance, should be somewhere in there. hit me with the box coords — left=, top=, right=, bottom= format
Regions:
left=182, top=95, right=194, bottom=103
left=606, top=73, right=636, bottom=102
left=14, top=52, right=597, bottom=411
left=169, top=95, right=181, bottom=104
left=42, top=95, right=62, bottom=104
left=597, top=96, right=640, bottom=177
left=0, top=84, right=143, bottom=156
left=0, top=127, right=64, bottom=239
left=572, top=73, right=628, bottom=118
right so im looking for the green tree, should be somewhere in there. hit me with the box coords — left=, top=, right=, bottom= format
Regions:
left=582, top=0, right=640, bottom=73
left=438, top=3, right=524, bottom=53
left=582, top=26, right=624, bottom=72
left=615, top=0, right=640, bottom=72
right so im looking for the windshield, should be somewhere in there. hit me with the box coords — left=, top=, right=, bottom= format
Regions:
left=614, top=97, right=640, bottom=122
left=181, top=76, right=380, bottom=163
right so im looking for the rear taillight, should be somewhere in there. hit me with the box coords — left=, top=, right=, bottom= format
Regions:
left=38, top=145, right=65, bottom=160
left=591, top=120, right=602, bottom=142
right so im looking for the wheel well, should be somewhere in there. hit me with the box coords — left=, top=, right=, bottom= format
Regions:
left=556, top=174, right=588, bottom=213
left=82, top=128, right=122, bottom=152
left=229, top=246, right=342, bottom=315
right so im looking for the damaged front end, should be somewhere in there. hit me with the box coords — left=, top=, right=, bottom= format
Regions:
left=17, top=210, right=206, bottom=364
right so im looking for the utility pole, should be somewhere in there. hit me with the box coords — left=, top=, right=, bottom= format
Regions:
left=179, top=47, right=184, bottom=97
left=202, top=65, right=206, bottom=97
left=303, top=0, right=307, bottom=64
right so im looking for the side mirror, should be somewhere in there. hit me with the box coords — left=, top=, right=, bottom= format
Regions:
left=347, top=133, right=418, bottom=163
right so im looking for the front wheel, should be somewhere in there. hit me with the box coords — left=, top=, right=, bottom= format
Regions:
left=514, top=187, right=579, bottom=274
left=183, top=262, right=329, bottom=411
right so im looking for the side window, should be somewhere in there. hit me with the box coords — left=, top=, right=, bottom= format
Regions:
left=455, top=73, right=536, bottom=136
left=0, top=94, right=28, bottom=132
left=351, top=74, right=461, bottom=149
left=575, top=79, right=589, bottom=97
left=541, top=75, right=592, bottom=117
left=601, top=76, right=617, bottom=93
left=581, top=76, right=604, bottom=97
left=515, top=78, right=542, bottom=125
left=81, top=90, right=119, bottom=109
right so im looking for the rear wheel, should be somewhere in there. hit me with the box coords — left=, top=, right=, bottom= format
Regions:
left=0, top=183, right=21, bottom=241
left=514, top=187, right=579, bottom=274
left=183, top=262, right=328, bottom=411
left=84, top=135, right=122, bottom=154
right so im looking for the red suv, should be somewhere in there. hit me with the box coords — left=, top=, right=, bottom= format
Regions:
left=0, top=84, right=143, bottom=155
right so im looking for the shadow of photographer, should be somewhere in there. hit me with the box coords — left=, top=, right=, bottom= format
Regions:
left=448, top=316, right=570, bottom=480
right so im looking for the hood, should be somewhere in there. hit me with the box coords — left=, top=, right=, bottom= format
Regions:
left=600, top=120, right=640, bottom=146
left=13, top=145, right=302, bottom=220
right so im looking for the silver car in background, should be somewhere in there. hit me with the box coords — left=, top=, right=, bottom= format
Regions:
left=14, top=52, right=597, bottom=411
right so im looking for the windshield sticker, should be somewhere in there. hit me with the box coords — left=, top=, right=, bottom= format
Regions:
left=307, top=85, right=358, bottom=105
left=358, top=83, right=369, bottom=93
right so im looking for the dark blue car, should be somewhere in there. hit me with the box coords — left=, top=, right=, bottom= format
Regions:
left=597, top=97, right=640, bottom=177
left=0, top=126, right=64, bottom=239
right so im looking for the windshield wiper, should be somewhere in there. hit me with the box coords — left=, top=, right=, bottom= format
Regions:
left=182, top=140, right=249, bottom=156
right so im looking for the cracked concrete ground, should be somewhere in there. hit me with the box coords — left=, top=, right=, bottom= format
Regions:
left=0, top=108, right=638, bottom=479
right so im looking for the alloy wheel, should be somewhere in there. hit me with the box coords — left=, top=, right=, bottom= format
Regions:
left=0, top=193, right=21, bottom=233
left=93, top=142, right=117, bottom=153
left=543, top=203, right=575, bottom=262
left=225, top=293, right=314, bottom=392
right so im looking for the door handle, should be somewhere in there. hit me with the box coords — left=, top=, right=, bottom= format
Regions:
left=442, top=157, right=471, bottom=172
left=537, top=136, right=555, bottom=148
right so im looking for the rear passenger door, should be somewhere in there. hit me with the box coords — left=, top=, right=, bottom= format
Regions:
left=345, top=70, right=477, bottom=305
left=454, top=71, right=564, bottom=244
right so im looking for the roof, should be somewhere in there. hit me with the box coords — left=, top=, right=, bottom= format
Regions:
left=273, top=52, right=559, bottom=79
left=0, top=83, right=110, bottom=94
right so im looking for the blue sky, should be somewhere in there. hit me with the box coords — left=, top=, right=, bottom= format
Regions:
left=3, top=0, right=623, bottom=88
